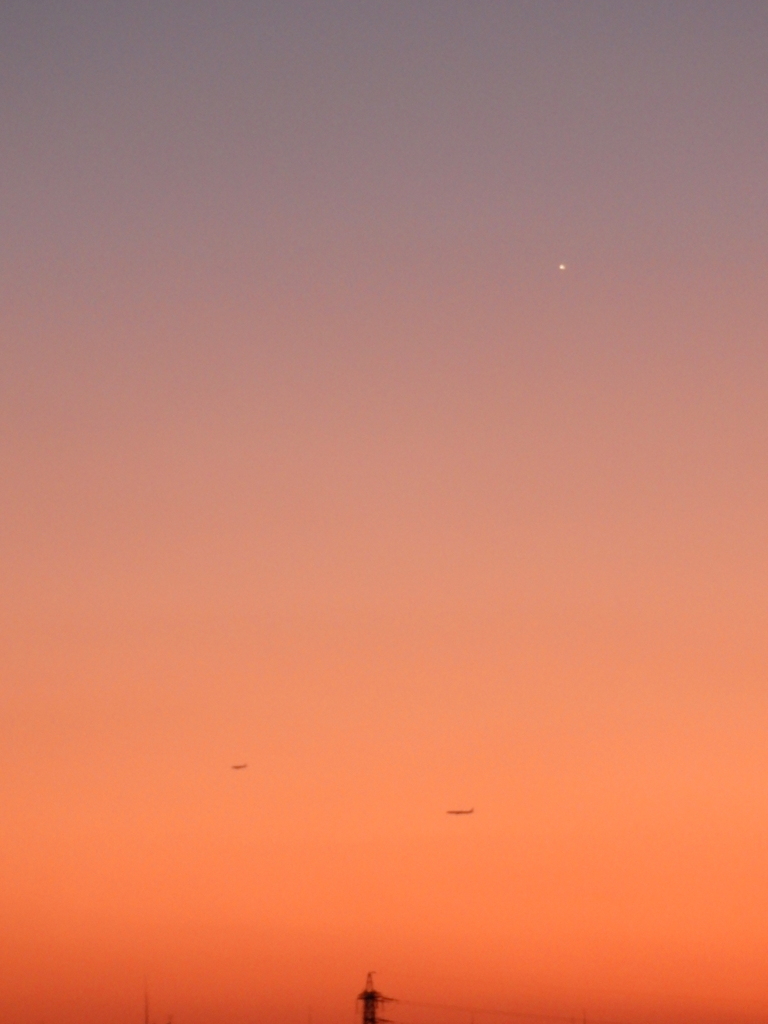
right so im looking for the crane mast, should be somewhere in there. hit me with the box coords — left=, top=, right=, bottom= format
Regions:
left=358, top=973, right=391, bottom=1024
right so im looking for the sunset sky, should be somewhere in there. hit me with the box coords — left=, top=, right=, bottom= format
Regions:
left=2, top=3, right=768, bottom=1024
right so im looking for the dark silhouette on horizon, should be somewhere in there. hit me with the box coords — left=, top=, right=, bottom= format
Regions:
left=231, top=763, right=248, bottom=769
left=447, top=807, right=474, bottom=814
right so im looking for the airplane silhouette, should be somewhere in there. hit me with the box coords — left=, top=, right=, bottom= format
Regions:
left=447, top=807, right=474, bottom=814
left=231, top=764, right=248, bottom=770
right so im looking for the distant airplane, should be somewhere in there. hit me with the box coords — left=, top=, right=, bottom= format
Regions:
left=447, top=807, right=474, bottom=814
left=231, top=764, right=248, bottom=770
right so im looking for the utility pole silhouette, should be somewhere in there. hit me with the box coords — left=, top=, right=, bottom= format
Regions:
left=357, top=974, right=392, bottom=1024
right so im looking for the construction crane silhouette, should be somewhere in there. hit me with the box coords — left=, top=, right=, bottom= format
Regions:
left=360, top=980, right=627, bottom=1024
left=358, top=974, right=394, bottom=1024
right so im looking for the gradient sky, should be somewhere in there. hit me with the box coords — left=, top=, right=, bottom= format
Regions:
left=2, top=4, right=768, bottom=1024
